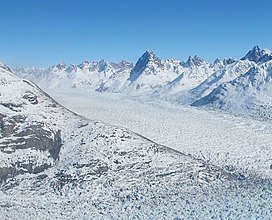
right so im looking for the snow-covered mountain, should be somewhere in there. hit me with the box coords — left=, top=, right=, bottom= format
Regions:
left=2, top=57, right=272, bottom=218
left=190, top=46, right=272, bottom=120
left=190, top=59, right=254, bottom=100
left=13, top=46, right=272, bottom=120
left=241, top=45, right=272, bottom=63
left=125, top=50, right=183, bottom=93
left=14, top=50, right=185, bottom=94
left=152, top=55, right=220, bottom=103
left=14, top=59, right=133, bottom=91
left=192, top=60, right=272, bottom=120
left=14, top=51, right=219, bottom=96
left=124, top=51, right=218, bottom=94
left=1, top=62, right=247, bottom=217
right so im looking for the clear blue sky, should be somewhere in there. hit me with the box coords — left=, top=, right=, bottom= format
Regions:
left=0, top=0, right=272, bottom=67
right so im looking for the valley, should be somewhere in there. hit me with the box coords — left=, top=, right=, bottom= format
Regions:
left=48, top=88, right=272, bottom=179
left=1, top=45, right=272, bottom=219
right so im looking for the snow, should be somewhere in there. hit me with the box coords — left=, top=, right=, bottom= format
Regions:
left=190, top=59, right=255, bottom=99
left=3, top=46, right=272, bottom=218
left=5, top=63, right=271, bottom=219
left=47, top=89, right=272, bottom=179
left=193, top=60, right=272, bottom=120
left=13, top=50, right=217, bottom=96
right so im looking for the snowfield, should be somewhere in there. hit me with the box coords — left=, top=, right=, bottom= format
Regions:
left=2, top=45, right=272, bottom=219
left=4, top=62, right=272, bottom=219
left=1, top=180, right=271, bottom=219
left=48, top=89, right=272, bottom=179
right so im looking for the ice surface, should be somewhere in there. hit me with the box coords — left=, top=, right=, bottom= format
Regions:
left=3, top=46, right=272, bottom=218
left=48, top=89, right=272, bottom=179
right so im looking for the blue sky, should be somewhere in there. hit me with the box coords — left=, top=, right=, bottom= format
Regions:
left=0, top=0, right=272, bottom=67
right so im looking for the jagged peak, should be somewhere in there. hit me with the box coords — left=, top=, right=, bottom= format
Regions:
left=119, top=60, right=133, bottom=65
left=140, top=49, right=157, bottom=62
left=262, top=48, right=272, bottom=55
left=241, top=46, right=260, bottom=61
left=98, top=59, right=108, bottom=64
left=66, top=64, right=78, bottom=73
left=82, top=60, right=90, bottom=65
left=128, top=50, right=160, bottom=81
left=241, top=45, right=272, bottom=63
left=78, top=60, right=91, bottom=70
left=185, top=55, right=205, bottom=67
left=146, top=48, right=155, bottom=55
left=97, top=59, right=111, bottom=72
left=115, top=60, right=134, bottom=69
left=253, top=45, right=260, bottom=51
left=55, top=61, right=67, bottom=70
left=213, top=58, right=221, bottom=65
left=213, top=58, right=236, bottom=66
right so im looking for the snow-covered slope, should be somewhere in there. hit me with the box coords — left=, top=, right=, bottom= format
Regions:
left=152, top=56, right=219, bottom=102
left=3, top=62, right=259, bottom=218
left=2, top=58, right=272, bottom=218
left=14, top=51, right=216, bottom=95
left=241, top=45, right=272, bottom=63
left=3, top=62, right=238, bottom=186
left=125, top=50, right=183, bottom=93
left=14, top=60, right=133, bottom=91
left=13, top=46, right=272, bottom=121
left=192, top=60, right=272, bottom=120
left=190, top=59, right=254, bottom=100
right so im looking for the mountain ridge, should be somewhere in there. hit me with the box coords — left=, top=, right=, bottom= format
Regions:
left=12, top=46, right=272, bottom=119
left=1, top=50, right=272, bottom=218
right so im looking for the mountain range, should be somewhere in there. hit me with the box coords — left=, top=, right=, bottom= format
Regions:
left=0, top=59, right=249, bottom=218
left=14, top=46, right=272, bottom=120
left=1, top=47, right=272, bottom=218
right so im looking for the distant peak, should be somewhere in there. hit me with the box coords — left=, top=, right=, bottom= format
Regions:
left=97, top=59, right=111, bottom=72
left=134, top=50, right=160, bottom=68
left=244, top=45, right=261, bottom=55
left=118, top=60, right=134, bottom=68
left=241, top=45, right=270, bottom=63
left=120, top=60, right=131, bottom=65
left=213, top=58, right=221, bottom=65
left=262, top=48, right=272, bottom=55
left=141, top=49, right=156, bottom=61
left=252, top=45, right=260, bottom=51
left=146, top=49, right=154, bottom=54
left=213, top=58, right=236, bottom=66
left=185, top=55, right=205, bottom=67
left=78, top=60, right=90, bottom=70
left=128, top=50, right=160, bottom=81
left=66, top=64, right=77, bottom=73
left=55, top=62, right=67, bottom=70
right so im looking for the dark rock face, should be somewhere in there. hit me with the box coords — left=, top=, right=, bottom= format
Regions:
left=0, top=65, right=65, bottom=184
left=241, top=46, right=272, bottom=63
left=22, top=91, right=38, bottom=104
left=222, top=58, right=236, bottom=66
left=129, top=50, right=161, bottom=81
left=185, top=55, right=205, bottom=67
left=241, top=46, right=261, bottom=62
left=0, top=167, right=18, bottom=183
left=0, top=113, right=62, bottom=182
